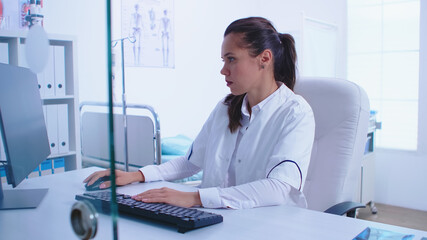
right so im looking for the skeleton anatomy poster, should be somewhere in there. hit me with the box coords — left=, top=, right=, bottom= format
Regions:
left=121, top=0, right=174, bottom=68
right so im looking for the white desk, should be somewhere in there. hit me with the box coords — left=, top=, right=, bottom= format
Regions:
left=1, top=167, right=426, bottom=240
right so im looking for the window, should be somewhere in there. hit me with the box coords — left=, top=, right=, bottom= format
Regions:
left=348, top=0, right=420, bottom=150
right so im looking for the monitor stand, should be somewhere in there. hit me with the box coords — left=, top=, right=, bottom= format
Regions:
left=0, top=182, right=48, bottom=210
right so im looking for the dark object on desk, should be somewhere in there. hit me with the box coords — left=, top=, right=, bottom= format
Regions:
left=75, top=191, right=223, bottom=233
left=0, top=63, right=50, bottom=210
left=85, top=176, right=111, bottom=191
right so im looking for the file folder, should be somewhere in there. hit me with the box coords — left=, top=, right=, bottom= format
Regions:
left=27, top=166, right=41, bottom=178
left=37, top=71, right=46, bottom=97
left=54, top=46, right=66, bottom=96
left=57, top=104, right=69, bottom=154
left=19, top=43, right=48, bottom=98
left=46, top=104, right=59, bottom=156
left=0, top=166, right=6, bottom=183
left=40, top=159, right=53, bottom=176
left=53, top=158, right=65, bottom=174
left=44, top=46, right=55, bottom=97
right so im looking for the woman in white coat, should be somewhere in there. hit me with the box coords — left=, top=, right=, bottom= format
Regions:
left=84, top=17, right=315, bottom=209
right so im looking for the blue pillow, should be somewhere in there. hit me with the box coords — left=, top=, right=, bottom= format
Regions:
left=161, top=135, right=193, bottom=156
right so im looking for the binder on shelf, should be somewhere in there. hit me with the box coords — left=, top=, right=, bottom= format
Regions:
left=44, top=46, right=56, bottom=98
left=40, top=159, right=53, bottom=176
left=27, top=166, right=40, bottom=178
left=37, top=71, right=46, bottom=97
left=54, top=46, right=66, bottom=97
left=0, top=166, right=6, bottom=183
left=53, top=158, right=65, bottom=174
left=57, top=104, right=69, bottom=154
left=18, top=43, right=44, bottom=96
left=46, top=104, right=59, bottom=156
left=18, top=43, right=52, bottom=98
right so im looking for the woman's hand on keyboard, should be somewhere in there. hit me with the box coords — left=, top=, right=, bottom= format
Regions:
left=83, top=169, right=144, bottom=189
left=131, top=187, right=202, bottom=208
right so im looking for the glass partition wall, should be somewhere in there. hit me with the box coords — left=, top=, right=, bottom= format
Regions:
left=0, top=1, right=120, bottom=239
left=74, top=1, right=119, bottom=239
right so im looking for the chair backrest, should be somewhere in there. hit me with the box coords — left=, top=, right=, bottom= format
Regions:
left=294, top=77, right=370, bottom=212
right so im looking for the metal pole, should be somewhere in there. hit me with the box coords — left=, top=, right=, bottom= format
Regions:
left=120, top=39, right=129, bottom=172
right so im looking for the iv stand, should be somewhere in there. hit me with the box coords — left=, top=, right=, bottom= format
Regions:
left=112, top=35, right=136, bottom=172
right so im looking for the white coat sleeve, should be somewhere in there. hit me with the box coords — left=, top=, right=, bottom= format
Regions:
left=139, top=156, right=201, bottom=182
left=198, top=178, right=307, bottom=209
left=266, top=100, right=315, bottom=191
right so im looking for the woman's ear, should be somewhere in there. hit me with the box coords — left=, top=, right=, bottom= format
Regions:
left=258, top=49, right=273, bottom=68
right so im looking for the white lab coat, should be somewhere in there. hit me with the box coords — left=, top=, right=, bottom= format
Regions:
left=188, top=83, right=315, bottom=191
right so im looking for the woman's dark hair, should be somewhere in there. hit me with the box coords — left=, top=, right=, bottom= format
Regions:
left=223, top=17, right=297, bottom=133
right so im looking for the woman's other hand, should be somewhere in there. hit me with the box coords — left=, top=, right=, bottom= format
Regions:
left=132, top=187, right=202, bottom=208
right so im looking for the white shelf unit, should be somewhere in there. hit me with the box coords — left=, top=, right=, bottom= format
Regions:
left=0, top=30, right=81, bottom=171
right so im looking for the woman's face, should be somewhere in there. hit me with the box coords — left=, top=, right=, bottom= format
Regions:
left=220, top=33, right=262, bottom=96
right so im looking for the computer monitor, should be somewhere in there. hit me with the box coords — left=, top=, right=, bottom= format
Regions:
left=0, top=63, right=51, bottom=210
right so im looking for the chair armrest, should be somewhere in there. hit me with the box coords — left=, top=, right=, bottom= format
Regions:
left=324, top=201, right=365, bottom=217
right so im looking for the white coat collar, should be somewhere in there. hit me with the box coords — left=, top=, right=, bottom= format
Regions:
left=241, top=82, right=287, bottom=122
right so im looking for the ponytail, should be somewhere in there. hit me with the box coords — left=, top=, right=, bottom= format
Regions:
left=224, top=94, right=245, bottom=133
left=276, top=33, right=297, bottom=91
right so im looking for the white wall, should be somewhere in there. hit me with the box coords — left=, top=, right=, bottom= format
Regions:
left=373, top=1, right=427, bottom=212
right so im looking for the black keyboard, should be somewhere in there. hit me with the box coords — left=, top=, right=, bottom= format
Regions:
left=75, top=191, right=223, bottom=233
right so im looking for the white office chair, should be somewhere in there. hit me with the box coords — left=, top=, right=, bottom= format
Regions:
left=294, top=77, right=370, bottom=217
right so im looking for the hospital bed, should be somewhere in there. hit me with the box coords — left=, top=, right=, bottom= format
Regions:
left=79, top=102, right=161, bottom=171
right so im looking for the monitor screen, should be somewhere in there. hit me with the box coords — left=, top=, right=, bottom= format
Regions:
left=0, top=63, right=50, bottom=209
